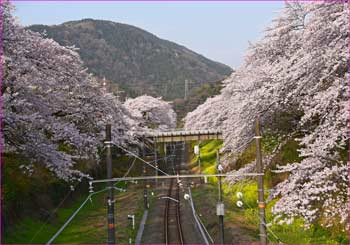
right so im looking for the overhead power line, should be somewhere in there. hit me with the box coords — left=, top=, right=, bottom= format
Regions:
left=29, top=181, right=81, bottom=243
left=90, top=173, right=264, bottom=184
left=114, top=157, right=137, bottom=187
left=112, top=142, right=170, bottom=176
left=46, top=187, right=110, bottom=245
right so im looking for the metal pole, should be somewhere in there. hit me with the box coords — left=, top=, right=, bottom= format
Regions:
left=198, top=148, right=201, bottom=174
left=255, top=119, right=267, bottom=244
left=105, top=124, right=116, bottom=244
left=164, top=143, right=167, bottom=188
left=143, top=165, right=149, bottom=209
left=198, top=143, right=202, bottom=183
left=171, top=143, right=176, bottom=173
left=154, top=138, right=158, bottom=186
left=164, top=143, right=167, bottom=166
left=216, top=150, right=224, bottom=244
left=142, top=140, right=149, bottom=209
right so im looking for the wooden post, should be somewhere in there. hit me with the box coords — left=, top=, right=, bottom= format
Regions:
left=255, top=119, right=267, bottom=244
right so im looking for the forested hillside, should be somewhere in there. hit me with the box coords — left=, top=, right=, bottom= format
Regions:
left=28, top=19, right=232, bottom=100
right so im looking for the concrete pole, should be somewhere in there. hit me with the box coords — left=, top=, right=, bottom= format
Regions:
left=255, top=119, right=267, bottom=244
left=198, top=143, right=202, bottom=183
left=142, top=140, right=149, bottom=210
left=154, top=138, right=158, bottom=186
left=105, top=124, right=116, bottom=244
left=216, top=150, right=224, bottom=244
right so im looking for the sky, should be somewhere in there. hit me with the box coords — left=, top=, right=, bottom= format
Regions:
left=13, top=1, right=285, bottom=68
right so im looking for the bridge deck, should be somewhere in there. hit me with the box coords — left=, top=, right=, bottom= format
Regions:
left=145, top=130, right=223, bottom=143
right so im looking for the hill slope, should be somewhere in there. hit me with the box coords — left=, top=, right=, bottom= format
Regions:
left=28, top=19, right=232, bottom=99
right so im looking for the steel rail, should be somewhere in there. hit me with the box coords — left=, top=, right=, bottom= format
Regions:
left=164, top=179, right=184, bottom=245
left=164, top=179, right=172, bottom=244
left=176, top=183, right=184, bottom=244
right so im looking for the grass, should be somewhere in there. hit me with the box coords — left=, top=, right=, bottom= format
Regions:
left=4, top=193, right=106, bottom=244
left=189, top=139, right=350, bottom=244
left=3, top=183, right=145, bottom=244
left=3, top=150, right=147, bottom=244
left=191, top=181, right=259, bottom=243
left=236, top=183, right=349, bottom=244
left=190, top=140, right=223, bottom=183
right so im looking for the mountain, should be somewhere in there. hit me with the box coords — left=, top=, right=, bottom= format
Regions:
left=28, top=19, right=232, bottom=100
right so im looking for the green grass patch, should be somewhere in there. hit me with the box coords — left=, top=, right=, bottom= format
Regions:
left=190, top=140, right=223, bottom=169
left=189, top=139, right=349, bottom=244
left=190, top=140, right=223, bottom=185
left=223, top=181, right=349, bottom=244
left=3, top=184, right=145, bottom=244
left=4, top=191, right=108, bottom=244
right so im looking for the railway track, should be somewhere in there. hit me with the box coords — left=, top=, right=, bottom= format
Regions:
left=164, top=178, right=184, bottom=244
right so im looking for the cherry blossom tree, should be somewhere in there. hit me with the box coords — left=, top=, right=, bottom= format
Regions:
left=2, top=2, right=136, bottom=181
left=268, top=2, right=350, bottom=229
left=124, top=95, right=177, bottom=131
left=184, top=93, right=228, bottom=131
left=184, top=2, right=349, bottom=228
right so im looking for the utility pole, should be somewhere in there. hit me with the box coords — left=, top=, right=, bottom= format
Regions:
left=115, top=89, right=125, bottom=102
left=216, top=150, right=224, bottom=244
left=164, top=83, right=168, bottom=98
left=184, top=79, right=189, bottom=100
left=105, top=124, right=116, bottom=244
left=198, top=143, right=202, bottom=183
left=142, top=139, right=149, bottom=210
left=143, top=165, right=149, bottom=209
left=154, top=138, right=158, bottom=186
left=181, top=141, right=185, bottom=170
left=163, top=143, right=167, bottom=188
left=255, top=118, right=267, bottom=244
left=171, top=143, right=176, bottom=173
left=164, top=143, right=167, bottom=166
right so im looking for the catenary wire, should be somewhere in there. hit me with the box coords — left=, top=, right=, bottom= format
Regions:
left=112, top=142, right=170, bottom=176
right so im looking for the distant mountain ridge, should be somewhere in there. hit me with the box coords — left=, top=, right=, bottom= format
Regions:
left=28, top=19, right=232, bottom=100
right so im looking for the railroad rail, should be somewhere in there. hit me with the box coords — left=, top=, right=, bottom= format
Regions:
left=164, top=178, right=184, bottom=245
left=163, top=142, right=184, bottom=244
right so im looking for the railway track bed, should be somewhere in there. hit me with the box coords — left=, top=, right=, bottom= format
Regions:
left=164, top=178, right=184, bottom=244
